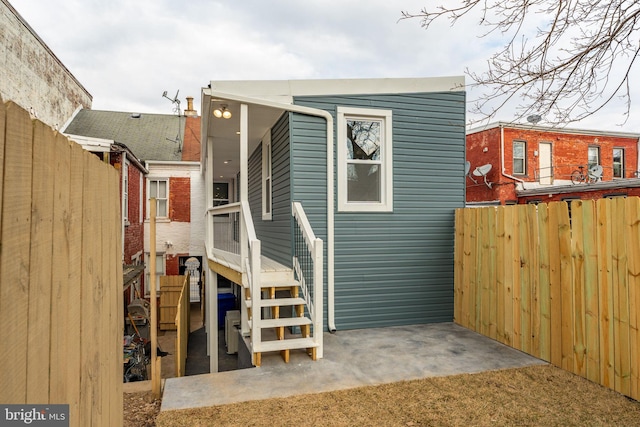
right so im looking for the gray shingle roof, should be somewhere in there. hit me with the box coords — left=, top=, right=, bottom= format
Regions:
left=64, top=109, right=186, bottom=161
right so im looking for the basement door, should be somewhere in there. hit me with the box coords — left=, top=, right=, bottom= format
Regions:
left=539, top=143, right=552, bottom=185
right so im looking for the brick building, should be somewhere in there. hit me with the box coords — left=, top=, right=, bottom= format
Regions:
left=63, top=100, right=204, bottom=299
left=466, top=123, right=640, bottom=205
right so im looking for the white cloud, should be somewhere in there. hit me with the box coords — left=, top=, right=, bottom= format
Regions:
left=10, top=0, right=640, bottom=132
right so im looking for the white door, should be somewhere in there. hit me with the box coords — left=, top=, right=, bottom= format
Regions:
left=539, top=143, right=552, bottom=185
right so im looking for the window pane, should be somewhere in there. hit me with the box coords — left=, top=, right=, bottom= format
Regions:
left=265, top=178, right=271, bottom=213
left=150, top=181, right=157, bottom=198
left=347, top=120, right=381, bottom=161
left=513, top=143, right=524, bottom=158
left=613, top=148, right=623, bottom=178
left=347, top=164, right=380, bottom=202
left=157, top=199, right=167, bottom=217
left=514, top=159, right=525, bottom=175
left=158, top=181, right=167, bottom=198
left=588, top=147, right=599, bottom=166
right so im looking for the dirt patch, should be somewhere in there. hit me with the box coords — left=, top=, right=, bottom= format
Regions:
left=125, top=365, right=640, bottom=426
left=124, top=391, right=161, bottom=427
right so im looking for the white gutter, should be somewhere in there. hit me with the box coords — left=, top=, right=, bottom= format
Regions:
left=500, top=124, right=527, bottom=189
left=203, top=89, right=337, bottom=333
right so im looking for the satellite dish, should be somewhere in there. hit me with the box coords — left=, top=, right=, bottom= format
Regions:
left=473, top=164, right=493, bottom=177
left=465, top=161, right=478, bottom=184
left=527, top=114, right=542, bottom=124
left=472, top=164, right=493, bottom=188
left=588, top=164, right=603, bottom=181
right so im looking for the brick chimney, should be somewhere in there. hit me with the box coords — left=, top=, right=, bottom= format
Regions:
left=184, top=96, right=198, bottom=117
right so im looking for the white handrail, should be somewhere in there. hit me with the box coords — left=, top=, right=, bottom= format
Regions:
left=292, top=201, right=317, bottom=248
left=207, top=201, right=240, bottom=216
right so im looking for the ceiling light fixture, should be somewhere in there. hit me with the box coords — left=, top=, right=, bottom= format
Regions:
left=213, top=104, right=232, bottom=119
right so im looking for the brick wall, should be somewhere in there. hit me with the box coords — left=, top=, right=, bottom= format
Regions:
left=169, top=177, right=190, bottom=222
left=467, top=125, right=639, bottom=204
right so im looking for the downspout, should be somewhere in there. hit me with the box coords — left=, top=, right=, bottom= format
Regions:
left=204, top=90, right=337, bottom=333
left=500, top=123, right=527, bottom=191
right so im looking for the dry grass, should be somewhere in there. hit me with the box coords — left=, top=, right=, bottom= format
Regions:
left=151, top=365, right=640, bottom=426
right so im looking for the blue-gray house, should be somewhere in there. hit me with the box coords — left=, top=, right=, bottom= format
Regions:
left=200, top=77, right=466, bottom=370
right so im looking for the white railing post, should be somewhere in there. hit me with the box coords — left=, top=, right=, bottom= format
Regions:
left=313, top=238, right=323, bottom=358
left=250, top=239, right=261, bottom=353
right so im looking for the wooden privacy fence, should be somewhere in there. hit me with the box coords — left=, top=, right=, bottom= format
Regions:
left=0, top=99, right=123, bottom=425
left=173, top=274, right=191, bottom=377
left=454, top=198, right=640, bottom=401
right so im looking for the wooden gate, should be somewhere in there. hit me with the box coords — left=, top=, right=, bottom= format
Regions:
left=160, top=276, right=186, bottom=330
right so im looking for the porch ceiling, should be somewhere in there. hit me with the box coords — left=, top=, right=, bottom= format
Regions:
left=204, top=97, right=285, bottom=181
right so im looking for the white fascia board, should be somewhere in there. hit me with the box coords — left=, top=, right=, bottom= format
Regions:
left=65, top=133, right=113, bottom=152
left=208, top=76, right=465, bottom=103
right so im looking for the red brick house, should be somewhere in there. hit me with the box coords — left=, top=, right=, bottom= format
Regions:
left=65, top=134, right=148, bottom=302
left=466, top=123, right=640, bottom=205
left=63, top=99, right=204, bottom=301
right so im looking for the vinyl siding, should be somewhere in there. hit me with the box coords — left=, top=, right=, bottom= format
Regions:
left=293, top=92, right=465, bottom=330
left=248, top=113, right=292, bottom=266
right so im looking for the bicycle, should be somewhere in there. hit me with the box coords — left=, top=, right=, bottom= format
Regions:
left=571, top=164, right=603, bottom=184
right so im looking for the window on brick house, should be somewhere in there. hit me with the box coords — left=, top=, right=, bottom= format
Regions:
left=613, top=148, right=624, bottom=178
left=588, top=146, right=600, bottom=168
left=149, top=179, right=168, bottom=218
left=513, top=140, right=526, bottom=174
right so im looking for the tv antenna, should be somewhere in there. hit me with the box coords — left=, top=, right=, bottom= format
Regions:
left=162, top=90, right=181, bottom=115
left=162, top=89, right=183, bottom=151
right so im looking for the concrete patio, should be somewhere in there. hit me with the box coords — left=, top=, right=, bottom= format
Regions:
left=160, top=322, right=546, bottom=412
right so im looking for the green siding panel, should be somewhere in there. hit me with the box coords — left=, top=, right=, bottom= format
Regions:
left=248, top=113, right=292, bottom=267
left=292, top=92, right=465, bottom=330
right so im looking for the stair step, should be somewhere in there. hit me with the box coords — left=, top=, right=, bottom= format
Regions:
left=247, top=297, right=306, bottom=309
left=260, top=279, right=300, bottom=289
left=255, top=337, right=318, bottom=353
left=260, top=317, right=312, bottom=328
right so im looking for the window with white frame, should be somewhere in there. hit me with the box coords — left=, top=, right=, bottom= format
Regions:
left=588, top=146, right=600, bottom=167
left=261, top=131, right=272, bottom=220
left=148, top=179, right=168, bottom=218
left=613, top=148, right=624, bottom=178
left=513, top=140, right=526, bottom=175
left=337, top=106, right=393, bottom=212
left=145, top=252, right=165, bottom=295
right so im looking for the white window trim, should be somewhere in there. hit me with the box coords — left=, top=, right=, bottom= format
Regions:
left=261, top=131, right=273, bottom=220
left=337, top=106, right=393, bottom=212
left=513, top=140, right=526, bottom=175
left=147, top=178, right=169, bottom=219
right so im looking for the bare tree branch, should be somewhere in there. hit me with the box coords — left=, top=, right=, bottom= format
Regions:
left=401, top=0, right=640, bottom=127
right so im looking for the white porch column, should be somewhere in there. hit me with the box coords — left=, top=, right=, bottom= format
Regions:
left=240, top=103, right=249, bottom=266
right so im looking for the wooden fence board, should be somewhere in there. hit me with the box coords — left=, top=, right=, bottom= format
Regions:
left=528, top=204, right=541, bottom=358
left=0, top=102, right=33, bottom=403
left=597, top=198, right=615, bottom=389
left=626, top=197, right=640, bottom=401
left=461, top=209, right=473, bottom=329
left=50, top=134, right=72, bottom=408
left=487, top=207, right=497, bottom=339
left=479, top=208, right=491, bottom=336
left=496, top=207, right=506, bottom=345
left=572, top=201, right=587, bottom=377
left=0, top=96, right=5, bottom=236
left=537, top=203, right=551, bottom=362
left=614, top=198, right=631, bottom=396
left=502, top=206, right=515, bottom=347
left=558, top=201, right=574, bottom=371
left=26, top=120, right=55, bottom=402
left=548, top=202, right=563, bottom=366
left=468, top=209, right=478, bottom=330
left=453, top=209, right=463, bottom=324
left=582, top=200, right=600, bottom=383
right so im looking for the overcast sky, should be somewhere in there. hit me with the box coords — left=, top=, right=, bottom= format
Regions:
left=13, top=0, right=640, bottom=132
